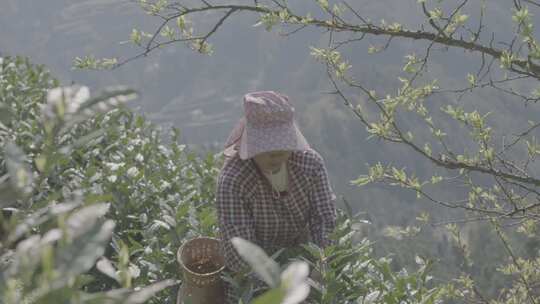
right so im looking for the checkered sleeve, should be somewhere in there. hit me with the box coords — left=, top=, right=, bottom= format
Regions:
left=308, top=153, right=337, bottom=248
left=216, top=169, right=255, bottom=273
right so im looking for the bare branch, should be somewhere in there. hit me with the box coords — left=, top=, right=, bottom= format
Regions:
left=198, top=8, right=238, bottom=52
left=115, top=3, right=540, bottom=79
left=431, top=216, right=493, bottom=227
left=504, top=121, right=540, bottom=150
left=523, top=0, right=540, bottom=7
left=279, top=24, right=309, bottom=37
left=421, top=2, right=447, bottom=38
left=325, top=66, right=373, bottom=130
left=442, top=0, right=470, bottom=37
left=342, top=1, right=369, bottom=25
left=331, top=34, right=367, bottom=50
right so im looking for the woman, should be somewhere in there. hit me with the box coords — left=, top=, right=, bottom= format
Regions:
left=216, top=91, right=337, bottom=302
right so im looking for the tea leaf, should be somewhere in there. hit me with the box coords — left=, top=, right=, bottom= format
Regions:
left=231, top=237, right=281, bottom=288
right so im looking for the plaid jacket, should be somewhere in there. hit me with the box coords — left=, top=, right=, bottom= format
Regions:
left=216, top=149, right=337, bottom=273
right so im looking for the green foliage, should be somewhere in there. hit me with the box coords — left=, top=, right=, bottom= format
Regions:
left=71, top=0, right=540, bottom=303
left=73, top=56, right=119, bottom=70
left=228, top=211, right=444, bottom=304
left=6, top=54, right=456, bottom=303
left=0, top=56, right=218, bottom=303
left=303, top=211, right=441, bottom=304
left=1, top=55, right=444, bottom=304
left=231, top=237, right=309, bottom=304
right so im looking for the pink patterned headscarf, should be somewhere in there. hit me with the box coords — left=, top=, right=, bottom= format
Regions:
left=223, top=91, right=310, bottom=159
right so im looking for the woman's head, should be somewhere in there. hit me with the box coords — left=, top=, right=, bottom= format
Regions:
left=253, top=150, right=292, bottom=173
left=223, top=91, right=309, bottom=160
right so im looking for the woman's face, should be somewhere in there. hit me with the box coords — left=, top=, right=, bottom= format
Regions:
left=253, top=150, right=291, bottom=173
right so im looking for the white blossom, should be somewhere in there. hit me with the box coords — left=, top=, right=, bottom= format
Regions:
left=167, top=160, right=176, bottom=171
left=160, top=181, right=171, bottom=191
left=127, top=167, right=139, bottom=178
left=89, top=172, right=102, bottom=183
left=135, top=153, right=144, bottom=162
left=128, top=264, right=141, bottom=279
left=111, top=154, right=122, bottom=162
left=107, top=175, right=117, bottom=183
left=167, top=193, right=180, bottom=202
left=130, top=138, right=143, bottom=146
left=105, top=162, right=125, bottom=171
left=158, top=145, right=170, bottom=156
left=139, top=213, right=148, bottom=224
left=43, top=86, right=90, bottom=119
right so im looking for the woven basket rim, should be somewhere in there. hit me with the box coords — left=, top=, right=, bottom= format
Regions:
left=177, top=236, right=226, bottom=277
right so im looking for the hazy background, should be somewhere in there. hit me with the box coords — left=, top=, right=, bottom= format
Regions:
left=2, top=0, right=537, bottom=213
left=2, top=1, right=540, bottom=289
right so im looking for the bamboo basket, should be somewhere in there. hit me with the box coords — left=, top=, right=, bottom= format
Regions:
left=177, top=237, right=226, bottom=304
